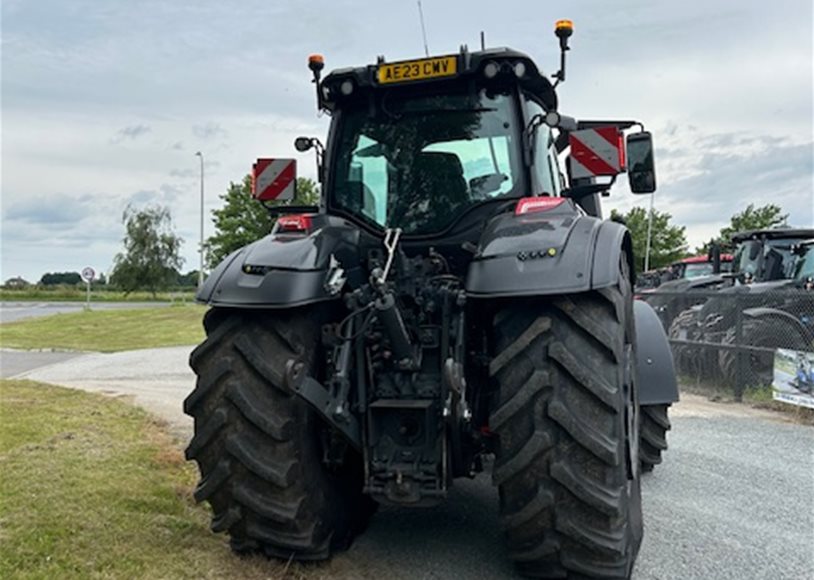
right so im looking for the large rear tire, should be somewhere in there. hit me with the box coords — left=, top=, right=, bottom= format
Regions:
left=489, top=270, right=642, bottom=578
left=668, top=307, right=699, bottom=376
left=719, top=317, right=810, bottom=388
left=639, top=404, right=671, bottom=473
left=184, top=308, right=374, bottom=560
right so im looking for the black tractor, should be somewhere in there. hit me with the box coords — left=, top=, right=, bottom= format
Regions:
left=715, top=238, right=814, bottom=388
left=667, top=229, right=814, bottom=382
left=641, top=247, right=735, bottom=329
left=184, top=23, right=678, bottom=579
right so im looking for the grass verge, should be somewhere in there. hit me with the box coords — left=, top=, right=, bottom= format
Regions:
left=742, top=386, right=814, bottom=424
left=0, top=380, right=331, bottom=579
left=0, top=305, right=205, bottom=352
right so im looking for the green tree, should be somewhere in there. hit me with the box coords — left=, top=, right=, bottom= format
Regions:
left=695, top=203, right=789, bottom=254
left=206, top=176, right=320, bottom=268
left=110, top=205, right=184, bottom=296
left=610, top=207, right=688, bottom=274
left=177, top=270, right=200, bottom=287
left=39, top=271, right=82, bottom=285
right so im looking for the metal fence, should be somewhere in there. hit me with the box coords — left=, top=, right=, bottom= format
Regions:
left=638, top=288, right=814, bottom=400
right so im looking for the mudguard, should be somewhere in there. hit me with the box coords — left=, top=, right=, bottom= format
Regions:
left=196, top=218, right=361, bottom=308
left=743, top=307, right=813, bottom=344
left=634, top=300, right=680, bottom=405
left=744, top=306, right=805, bottom=325
left=465, top=199, right=632, bottom=297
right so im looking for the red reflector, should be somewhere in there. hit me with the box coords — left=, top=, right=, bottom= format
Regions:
left=515, top=197, right=567, bottom=215
left=277, top=214, right=312, bottom=232
left=618, top=133, right=626, bottom=171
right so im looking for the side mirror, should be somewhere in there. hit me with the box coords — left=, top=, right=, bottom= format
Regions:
left=294, top=137, right=314, bottom=152
left=626, top=131, right=656, bottom=193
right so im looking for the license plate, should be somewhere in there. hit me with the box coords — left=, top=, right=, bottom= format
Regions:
left=377, top=56, right=457, bottom=84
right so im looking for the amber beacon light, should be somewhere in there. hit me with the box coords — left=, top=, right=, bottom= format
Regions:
left=555, top=20, right=573, bottom=46
left=308, top=54, right=325, bottom=72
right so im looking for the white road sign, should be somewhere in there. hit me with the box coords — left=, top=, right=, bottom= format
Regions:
left=81, top=267, right=95, bottom=282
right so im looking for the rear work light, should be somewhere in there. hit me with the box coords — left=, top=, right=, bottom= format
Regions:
left=276, top=214, right=313, bottom=233
left=515, top=197, right=567, bottom=216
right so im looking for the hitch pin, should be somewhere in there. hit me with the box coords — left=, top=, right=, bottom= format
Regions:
left=378, top=228, right=402, bottom=284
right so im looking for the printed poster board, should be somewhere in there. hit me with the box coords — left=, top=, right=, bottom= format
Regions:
left=772, top=348, right=814, bottom=409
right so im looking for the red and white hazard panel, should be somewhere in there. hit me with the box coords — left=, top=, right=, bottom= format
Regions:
left=252, top=158, right=296, bottom=201
left=568, top=128, right=625, bottom=179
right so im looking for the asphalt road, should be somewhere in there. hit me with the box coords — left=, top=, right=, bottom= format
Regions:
left=0, top=349, right=85, bottom=378
left=10, top=348, right=814, bottom=580
left=0, top=301, right=173, bottom=323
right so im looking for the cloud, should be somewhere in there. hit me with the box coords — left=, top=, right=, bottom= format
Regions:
left=111, top=124, right=151, bottom=143
left=4, top=195, right=92, bottom=224
left=169, top=168, right=197, bottom=179
left=126, top=184, right=183, bottom=205
left=193, top=122, right=227, bottom=140
left=656, top=136, right=813, bottom=231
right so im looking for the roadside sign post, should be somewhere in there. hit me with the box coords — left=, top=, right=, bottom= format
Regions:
left=81, top=267, right=95, bottom=310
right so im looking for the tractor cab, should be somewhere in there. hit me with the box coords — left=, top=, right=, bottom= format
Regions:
left=293, top=37, right=656, bottom=238
left=325, top=56, right=533, bottom=235
left=731, top=229, right=814, bottom=282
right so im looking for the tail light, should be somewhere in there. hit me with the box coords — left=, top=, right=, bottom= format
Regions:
left=276, top=214, right=312, bottom=233
left=515, top=197, right=567, bottom=216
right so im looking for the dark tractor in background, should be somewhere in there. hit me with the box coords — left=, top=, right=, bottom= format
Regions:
left=184, top=22, right=678, bottom=579
left=665, top=229, right=814, bottom=384
left=715, top=238, right=814, bottom=387
left=639, top=252, right=734, bottom=327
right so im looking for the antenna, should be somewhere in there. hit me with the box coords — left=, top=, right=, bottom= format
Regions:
left=417, top=1, right=430, bottom=57
left=480, top=31, right=485, bottom=50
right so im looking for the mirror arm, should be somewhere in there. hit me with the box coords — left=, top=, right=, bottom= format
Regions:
left=313, top=138, right=325, bottom=182
left=561, top=179, right=615, bottom=201
left=523, top=114, right=543, bottom=166
left=554, top=132, right=570, bottom=153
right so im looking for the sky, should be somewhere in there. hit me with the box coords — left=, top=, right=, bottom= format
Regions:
left=2, top=0, right=812, bottom=282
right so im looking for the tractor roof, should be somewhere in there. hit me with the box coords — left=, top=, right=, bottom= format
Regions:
left=320, top=47, right=557, bottom=112
left=730, top=228, right=814, bottom=242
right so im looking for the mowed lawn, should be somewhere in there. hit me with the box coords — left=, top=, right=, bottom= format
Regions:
left=0, top=380, right=329, bottom=579
left=0, top=305, right=206, bottom=352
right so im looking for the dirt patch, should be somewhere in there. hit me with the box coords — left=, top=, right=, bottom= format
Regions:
left=672, top=392, right=807, bottom=424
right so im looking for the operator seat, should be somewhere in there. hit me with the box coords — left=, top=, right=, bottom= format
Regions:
left=390, top=151, right=469, bottom=232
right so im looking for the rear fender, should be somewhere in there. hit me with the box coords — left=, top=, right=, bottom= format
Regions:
left=743, top=307, right=803, bottom=327
left=635, top=300, right=680, bottom=405
left=197, top=219, right=361, bottom=308
left=465, top=199, right=633, bottom=297
left=742, top=307, right=813, bottom=344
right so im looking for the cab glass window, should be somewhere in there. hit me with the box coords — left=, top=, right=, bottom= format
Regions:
left=332, top=87, right=525, bottom=235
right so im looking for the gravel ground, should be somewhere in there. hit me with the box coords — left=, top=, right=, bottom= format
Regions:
left=11, top=347, right=814, bottom=579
